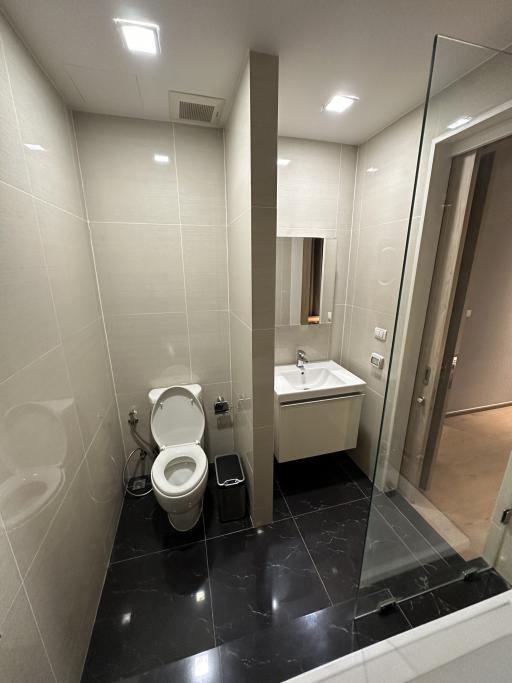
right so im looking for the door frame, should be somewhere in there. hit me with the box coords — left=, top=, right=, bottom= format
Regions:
left=418, top=150, right=495, bottom=490
left=382, top=99, right=512, bottom=492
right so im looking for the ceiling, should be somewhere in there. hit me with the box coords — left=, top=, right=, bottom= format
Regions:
left=2, top=0, right=512, bottom=144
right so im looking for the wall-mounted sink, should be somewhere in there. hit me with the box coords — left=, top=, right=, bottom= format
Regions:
left=275, top=360, right=366, bottom=404
left=274, top=360, right=366, bottom=462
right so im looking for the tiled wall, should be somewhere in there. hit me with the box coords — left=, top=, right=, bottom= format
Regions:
left=275, top=137, right=357, bottom=368
left=343, top=44, right=512, bottom=488
left=226, top=52, right=278, bottom=525
left=342, top=109, right=420, bottom=480
left=74, top=113, right=234, bottom=462
left=0, top=12, right=122, bottom=682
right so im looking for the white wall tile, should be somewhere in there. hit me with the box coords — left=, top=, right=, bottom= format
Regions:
left=201, top=382, right=235, bottom=459
left=182, top=225, right=229, bottom=312
left=91, top=222, right=185, bottom=316
left=106, top=312, right=190, bottom=394
left=225, top=62, right=251, bottom=224
left=352, top=220, right=408, bottom=315
left=75, top=113, right=179, bottom=223
left=275, top=324, right=331, bottom=366
left=0, top=519, right=22, bottom=625
left=189, top=310, right=231, bottom=384
left=174, top=123, right=226, bottom=225
left=38, top=201, right=101, bottom=338
left=63, top=318, right=115, bottom=450
left=0, top=19, right=30, bottom=191
left=0, top=586, right=55, bottom=681
left=252, top=206, right=276, bottom=330
left=0, top=347, right=84, bottom=576
left=277, top=137, right=340, bottom=233
left=3, top=20, right=83, bottom=216
left=228, top=208, right=252, bottom=326
left=345, top=306, right=394, bottom=395
left=249, top=52, right=278, bottom=209
left=24, top=460, right=113, bottom=682
left=0, top=183, right=59, bottom=382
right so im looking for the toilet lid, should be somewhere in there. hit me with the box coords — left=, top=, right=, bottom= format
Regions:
left=150, top=385, right=205, bottom=449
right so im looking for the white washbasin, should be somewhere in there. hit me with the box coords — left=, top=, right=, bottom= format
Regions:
left=275, top=360, right=366, bottom=403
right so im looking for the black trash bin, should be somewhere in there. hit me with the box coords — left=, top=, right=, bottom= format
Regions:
left=214, top=453, right=247, bottom=522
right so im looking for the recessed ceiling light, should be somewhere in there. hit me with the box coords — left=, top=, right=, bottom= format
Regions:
left=277, top=158, right=290, bottom=166
left=366, top=167, right=379, bottom=173
left=447, top=115, right=472, bottom=130
left=153, top=153, right=170, bottom=164
left=114, top=18, right=160, bottom=55
left=323, top=94, right=359, bottom=114
left=24, top=143, right=45, bottom=151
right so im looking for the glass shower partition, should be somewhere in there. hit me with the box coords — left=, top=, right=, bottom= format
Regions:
left=355, top=35, right=512, bottom=623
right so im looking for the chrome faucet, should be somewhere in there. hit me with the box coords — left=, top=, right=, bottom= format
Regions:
left=296, top=349, right=308, bottom=374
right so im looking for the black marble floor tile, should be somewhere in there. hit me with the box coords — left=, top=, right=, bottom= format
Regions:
left=276, top=452, right=366, bottom=516
left=82, top=542, right=214, bottom=682
left=207, top=518, right=330, bottom=644
left=385, top=490, right=464, bottom=566
left=273, top=483, right=291, bottom=521
left=339, top=456, right=374, bottom=497
left=296, top=498, right=371, bottom=605
left=353, top=607, right=411, bottom=650
left=203, top=467, right=253, bottom=539
left=400, top=568, right=510, bottom=628
left=359, top=509, right=436, bottom=599
left=121, top=647, right=221, bottom=683
left=373, top=493, right=448, bottom=568
left=110, top=491, right=204, bottom=563
left=219, top=600, right=355, bottom=683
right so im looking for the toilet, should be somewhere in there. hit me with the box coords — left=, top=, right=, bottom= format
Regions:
left=148, top=384, right=208, bottom=531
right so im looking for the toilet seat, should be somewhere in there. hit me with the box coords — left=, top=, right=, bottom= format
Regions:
left=151, top=443, right=207, bottom=497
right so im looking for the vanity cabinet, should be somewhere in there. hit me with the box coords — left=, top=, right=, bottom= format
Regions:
left=274, top=392, right=364, bottom=462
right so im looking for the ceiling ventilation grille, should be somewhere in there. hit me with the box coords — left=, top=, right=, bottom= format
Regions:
left=169, top=91, right=225, bottom=127
left=179, top=100, right=215, bottom=123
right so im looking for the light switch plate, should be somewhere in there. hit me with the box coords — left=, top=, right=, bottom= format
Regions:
left=374, top=327, right=388, bottom=341
left=370, top=352, right=385, bottom=369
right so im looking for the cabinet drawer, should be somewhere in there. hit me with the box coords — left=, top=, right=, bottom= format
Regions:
left=275, top=393, right=364, bottom=462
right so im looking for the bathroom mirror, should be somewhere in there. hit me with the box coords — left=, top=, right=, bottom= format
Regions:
left=275, top=236, right=337, bottom=326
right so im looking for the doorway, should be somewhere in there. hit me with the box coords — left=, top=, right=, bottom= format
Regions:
left=402, top=135, right=512, bottom=560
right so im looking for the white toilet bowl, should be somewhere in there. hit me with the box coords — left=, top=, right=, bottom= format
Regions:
left=149, top=384, right=208, bottom=531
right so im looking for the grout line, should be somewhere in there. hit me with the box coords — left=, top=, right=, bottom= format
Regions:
left=22, top=584, right=58, bottom=682
left=0, top=177, right=86, bottom=223
left=291, top=516, right=333, bottom=607
left=227, top=205, right=251, bottom=227
left=0, top=342, right=61, bottom=388
left=202, top=516, right=218, bottom=648
left=340, top=147, right=359, bottom=360
left=104, top=309, right=229, bottom=318
left=171, top=122, right=193, bottom=383
left=291, top=495, right=369, bottom=521
left=20, top=402, right=117, bottom=582
left=12, top=97, right=90, bottom=461
left=70, top=113, right=128, bottom=465
left=274, top=477, right=292, bottom=518
left=397, top=602, right=414, bottom=629
left=222, top=129, right=233, bottom=390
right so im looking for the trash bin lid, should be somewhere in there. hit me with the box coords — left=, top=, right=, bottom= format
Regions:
left=215, top=453, right=245, bottom=487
